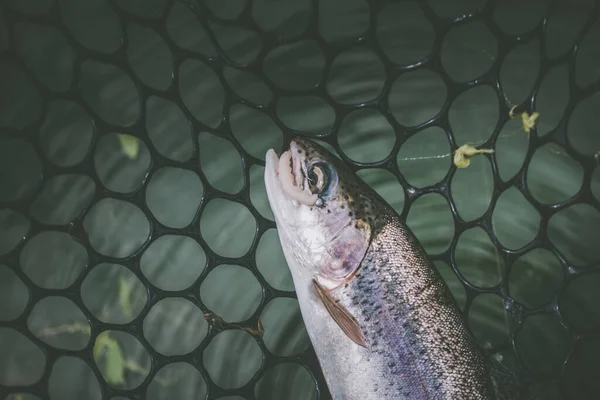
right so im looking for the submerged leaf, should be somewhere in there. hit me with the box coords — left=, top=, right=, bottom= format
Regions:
left=94, top=331, right=126, bottom=385
left=119, top=277, right=133, bottom=318
left=118, top=134, right=140, bottom=159
left=105, top=340, right=126, bottom=385
left=93, top=331, right=109, bottom=361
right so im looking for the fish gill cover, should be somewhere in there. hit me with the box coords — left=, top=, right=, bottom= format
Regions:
left=0, top=0, right=599, bottom=399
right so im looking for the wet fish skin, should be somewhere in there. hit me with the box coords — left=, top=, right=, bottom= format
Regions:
left=264, top=138, right=522, bottom=400
left=333, top=212, right=493, bottom=398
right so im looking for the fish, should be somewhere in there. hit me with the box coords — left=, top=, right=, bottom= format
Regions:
left=263, top=137, right=525, bottom=400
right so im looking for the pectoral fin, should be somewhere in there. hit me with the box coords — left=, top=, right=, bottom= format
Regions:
left=312, top=279, right=367, bottom=348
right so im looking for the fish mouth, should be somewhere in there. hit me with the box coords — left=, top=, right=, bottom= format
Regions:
left=266, top=140, right=318, bottom=206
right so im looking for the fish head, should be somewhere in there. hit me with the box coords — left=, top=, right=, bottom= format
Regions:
left=264, top=137, right=382, bottom=289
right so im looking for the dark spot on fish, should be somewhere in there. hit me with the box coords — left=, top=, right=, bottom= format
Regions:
left=327, top=209, right=331, bottom=214
left=348, top=212, right=353, bottom=217
left=388, top=361, right=396, bottom=368
left=419, top=348, right=426, bottom=355
left=355, top=223, right=359, bottom=229
left=341, top=205, right=345, bottom=209
left=344, top=283, right=349, bottom=288
left=298, top=150, right=302, bottom=154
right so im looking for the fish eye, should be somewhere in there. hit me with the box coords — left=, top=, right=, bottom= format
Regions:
left=307, top=164, right=327, bottom=193
left=308, top=169, right=318, bottom=187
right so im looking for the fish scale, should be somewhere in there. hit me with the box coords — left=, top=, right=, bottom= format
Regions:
left=333, top=213, right=493, bottom=399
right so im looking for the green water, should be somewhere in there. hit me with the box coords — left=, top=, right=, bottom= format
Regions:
left=1, top=1, right=600, bottom=399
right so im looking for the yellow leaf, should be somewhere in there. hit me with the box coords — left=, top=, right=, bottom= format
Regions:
left=508, top=106, right=540, bottom=133
left=520, top=111, right=540, bottom=133
left=118, top=134, right=140, bottom=160
left=454, top=145, right=494, bottom=169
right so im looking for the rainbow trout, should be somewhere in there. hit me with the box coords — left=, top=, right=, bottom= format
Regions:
left=264, top=138, right=523, bottom=400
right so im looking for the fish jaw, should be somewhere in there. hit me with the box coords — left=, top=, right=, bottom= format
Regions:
left=264, top=147, right=321, bottom=275
left=264, top=147, right=326, bottom=287
left=264, top=148, right=292, bottom=227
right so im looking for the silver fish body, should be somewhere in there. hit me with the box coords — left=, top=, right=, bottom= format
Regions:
left=264, top=138, right=522, bottom=400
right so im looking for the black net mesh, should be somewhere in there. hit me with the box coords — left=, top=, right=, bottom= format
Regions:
left=1, top=0, right=600, bottom=399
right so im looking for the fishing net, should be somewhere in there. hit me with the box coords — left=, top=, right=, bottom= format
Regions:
left=1, top=0, right=600, bottom=399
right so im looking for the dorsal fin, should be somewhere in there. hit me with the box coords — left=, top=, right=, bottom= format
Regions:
left=312, top=279, right=367, bottom=348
